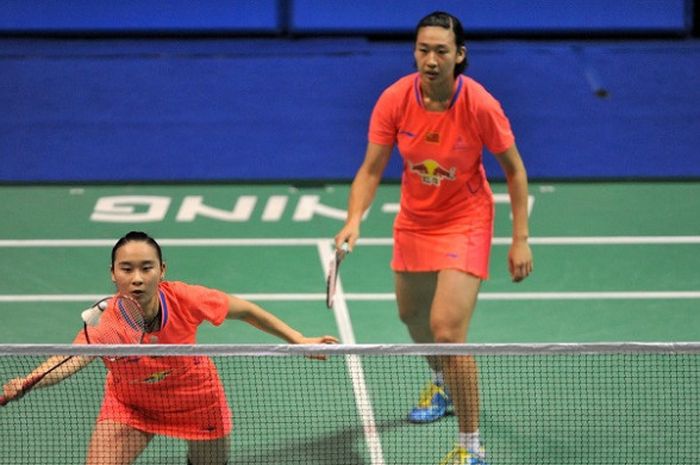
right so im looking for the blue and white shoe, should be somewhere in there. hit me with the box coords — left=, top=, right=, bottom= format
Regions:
left=439, top=445, right=488, bottom=465
left=407, top=381, right=452, bottom=423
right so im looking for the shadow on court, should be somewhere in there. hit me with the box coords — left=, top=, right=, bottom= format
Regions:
left=230, top=418, right=416, bottom=465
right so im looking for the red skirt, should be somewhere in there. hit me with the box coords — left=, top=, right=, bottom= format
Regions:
left=391, top=220, right=494, bottom=280
left=96, top=356, right=232, bottom=440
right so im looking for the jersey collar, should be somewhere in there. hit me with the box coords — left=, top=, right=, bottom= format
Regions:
left=414, top=74, right=463, bottom=110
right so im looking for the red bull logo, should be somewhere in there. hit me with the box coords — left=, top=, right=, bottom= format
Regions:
left=408, top=159, right=456, bottom=186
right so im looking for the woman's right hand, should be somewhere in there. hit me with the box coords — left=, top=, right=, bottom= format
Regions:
left=334, top=222, right=360, bottom=253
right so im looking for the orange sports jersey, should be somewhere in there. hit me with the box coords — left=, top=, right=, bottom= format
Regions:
left=74, top=281, right=232, bottom=439
left=369, top=73, right=515, bottom=231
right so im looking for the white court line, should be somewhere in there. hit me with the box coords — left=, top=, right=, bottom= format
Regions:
left=359, top=236, right=700, bottom=246
left=0, top=290, right=700, bottom=304
left=1, top=236, right=699, bottom=247
left=344, top=291, right=700, bottom=301
left=1, top=291, right=699, bottom=303
left=317, top=241, right=385, bottom=465
left=0, top=294, right=326, bottom=303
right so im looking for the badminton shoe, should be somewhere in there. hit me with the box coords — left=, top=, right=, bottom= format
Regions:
left=439, top=445, right=488, bottom=465
left=407, top=381, right=452, bottom=423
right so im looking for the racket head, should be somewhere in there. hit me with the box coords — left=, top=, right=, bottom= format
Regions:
left=82, top=294, right=146, bottom=345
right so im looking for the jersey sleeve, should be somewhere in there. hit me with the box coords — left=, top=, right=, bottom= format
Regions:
left=368, top=86, right=400, bottom=146
left=72, top=330, right=87, bottom=344
left=170, top=282, right=230, bottom=327
left=472, top=83, right=516, bottom=154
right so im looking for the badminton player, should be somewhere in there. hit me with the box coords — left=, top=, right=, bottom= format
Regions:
left=334, top=11, right=533, bottom=465
left=2, top=231, right=338, bottom=465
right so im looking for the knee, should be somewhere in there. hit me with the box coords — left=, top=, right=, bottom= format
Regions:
left=432, top=331, right=462, bottom=344
left=431, top=321, right=465, bottom=344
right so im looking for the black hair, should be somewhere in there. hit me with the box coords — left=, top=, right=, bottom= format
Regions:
left=415, top=11, right=468, bottom=76
left=111, top=231, right=163, bottom=267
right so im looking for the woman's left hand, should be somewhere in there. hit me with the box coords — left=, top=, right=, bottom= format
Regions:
left=297, top=335, right=339, bottom=360
left=508, top=239, right=533, bottom=283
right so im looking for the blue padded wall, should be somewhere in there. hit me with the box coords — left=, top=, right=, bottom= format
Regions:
left=290, top=0, right=690, bottom=34
left=0, top=0, right=280, bottom=33
left=0, top=1, right=697, bottom=182
left=0, top=0, right=692, bottom=35
left=1, top=38, right=699, bottom=182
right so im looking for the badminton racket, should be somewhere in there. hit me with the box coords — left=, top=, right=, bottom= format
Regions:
left=1, top=294, right=146, bottom=406
left=326, top=242, right=349, bottom=309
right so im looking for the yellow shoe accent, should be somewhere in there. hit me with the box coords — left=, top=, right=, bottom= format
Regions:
left=417, top=382, right=445, bottom=407
left=408, top=381, right=452, bottom=423
left=439, top=445, right=487, bottom=465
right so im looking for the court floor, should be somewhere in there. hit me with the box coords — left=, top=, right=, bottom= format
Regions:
left=1, top=181, right=698, bottom=343
left=0, top=181, right=699, bottom=464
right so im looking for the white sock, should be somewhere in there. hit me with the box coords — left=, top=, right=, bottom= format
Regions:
left=431, top=369, right=445, bottom=386
left=459, top=431, right=481, bottom=453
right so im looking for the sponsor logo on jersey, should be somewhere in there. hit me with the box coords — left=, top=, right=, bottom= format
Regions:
left=408, top=159, right=456, bottom=186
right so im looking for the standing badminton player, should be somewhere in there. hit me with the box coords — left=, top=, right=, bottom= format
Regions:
left=334, top=11, right=533, bottom=465
left=2, top=231, right=337, bottom=465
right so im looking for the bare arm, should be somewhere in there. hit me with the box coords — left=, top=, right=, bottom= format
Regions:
left=494, top=143, right=534, bottom=282
left=2, top=355, right=94, bottom=403
left=335, top=142, right=393, bottom=251
left=225, top=295, right=338, bottom=345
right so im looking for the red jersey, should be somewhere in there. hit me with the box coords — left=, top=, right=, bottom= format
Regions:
left=75, top=281, right=232, bottom=439
left=369, top=73, right=515, bottom=232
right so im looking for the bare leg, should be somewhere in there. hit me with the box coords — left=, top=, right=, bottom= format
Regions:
left=430, top=270, right=481, bottom=434
left=395, top=271, right=440, bottom=370
left=187, top=436, right=230, bottom=465
left=396, top=269, right=482, bottom=433
left=85, top=420, right=152, bottom=465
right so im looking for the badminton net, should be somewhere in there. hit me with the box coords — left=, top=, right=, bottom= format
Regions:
left=1, top=343, right=699, bottom=465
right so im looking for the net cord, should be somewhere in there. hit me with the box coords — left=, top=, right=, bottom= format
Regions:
left=1, top=342, right=700, bottom=357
